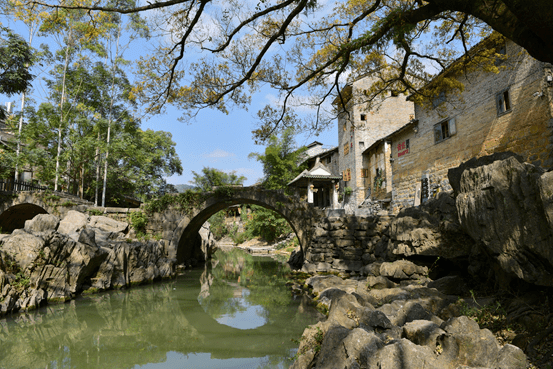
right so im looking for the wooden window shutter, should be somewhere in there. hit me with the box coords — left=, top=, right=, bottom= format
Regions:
left=448, top=117, right=456, bottom=136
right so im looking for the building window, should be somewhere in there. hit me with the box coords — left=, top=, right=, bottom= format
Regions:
left=434, top=118, right=456, bottom=143
left=496, top=88, right=511, bottom=115
left=361, top=168, right=369, bottom=178
left=344, top=143, right=349, bottom=155
left=359, top=141, right=364, bottom=150
left=360, top=114, right=366, bottom=121
left=495, top=43, right=507, bottom=65
left=432, top=91, right=445, bottom=109
left=326, top=156, right=332, bottom=164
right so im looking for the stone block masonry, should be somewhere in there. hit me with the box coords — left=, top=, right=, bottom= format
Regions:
left=389, top=40, right=553, bottom=210
left=302, top=192, right=473, bottom=276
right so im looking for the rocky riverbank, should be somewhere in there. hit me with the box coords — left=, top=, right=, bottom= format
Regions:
left=288, top=260, right=551, bottom=368
left=0, top=211, right=176, bottom=316
left=287, top=152, right=553, bottom=369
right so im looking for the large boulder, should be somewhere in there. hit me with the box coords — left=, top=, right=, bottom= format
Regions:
left=24, top=214, right=59, bottom=234
left=88, top=216, right=128, bottom=234
left=449, top=153, right=553, bottom=286
left=379, top=260, right=428, bottom=281
left=58, top=210, right=89, bottom=235
left=1, top=229, right=45, bottom=271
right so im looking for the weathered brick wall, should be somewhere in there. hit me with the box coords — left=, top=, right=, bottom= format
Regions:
left=390, top=41, right=553, bottom=209
left=338, top=77, right=414, bottom=210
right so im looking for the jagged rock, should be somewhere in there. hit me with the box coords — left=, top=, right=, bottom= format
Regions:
left=0, top=270, right=5, bottom=291
left=301, top=262, right=316, bottom=274
left=438, top=316, right=500, bottom=367
left=494, top=344, right=528, bottom=369
left=67, top=241, right=109, bottom=293
left=307, top=275, right=345, bottom=294
left=290, top=322, right=326, bottom=369
left=538, top=170, right=553, bottom=229
left=402, top=320, right=445, bottom=347
left=367, top=275, right=398, bottom=290
left=316, top=262, right=332, bottom=273
left=58, top=210, right=88, bottom=235
left=88, top=216, right=128, bottom=234
left=362, top=262, right=382, bottom=277
left=288, top=246, right=304, bottom=269
left=316, top=288, right=347, bottom=310
left=78, top=228, right=97, bottom=247
left=385, top=193, right=473, bottom=260
left=24, top=214, right=59, bottom=233
left=0, top=212, right=175, bottom=316
left=31, top=264, right=68, bottom=301
left=362, top=310, right=393, bottom=330
left=380, top=260, right=428, bottom=281
left=313, top=325, right=352, bottom=369
left=291, top=273, right=528, bottom=369
left=381, top=301, right=439, bottom=326
left=1, top=229, right=45, bottom=271
left=374, top=338, right=441, bottom=369
left=327, top=292, right=375, bottom=330
left=307, top=275, right=359, bottom=295
left=449, top=153, right=553, bottom=287
left=94, top=229, right=121, bottom=247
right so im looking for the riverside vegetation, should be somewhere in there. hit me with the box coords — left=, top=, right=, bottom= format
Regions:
left=1, top=153, right=553, bottom=368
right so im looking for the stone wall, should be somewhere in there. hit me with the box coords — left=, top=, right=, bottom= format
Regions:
left=302, top=192, right=473, bottom=275
left=390, top=40, right=553, bottom=209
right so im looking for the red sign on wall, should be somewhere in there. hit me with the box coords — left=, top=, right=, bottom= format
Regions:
left=397, top=139, right=410, bottom=157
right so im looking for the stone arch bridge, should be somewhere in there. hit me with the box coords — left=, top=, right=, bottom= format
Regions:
left=0, top=188, right=325, bottom=263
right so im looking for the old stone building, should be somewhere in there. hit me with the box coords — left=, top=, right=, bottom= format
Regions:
left=302, top=142, right=340, bottom=177
left=336, top=76, right=414, bottom=211
left=389, top=39, right=553, bottom=209
left=296, top=38, right=553, bottom=214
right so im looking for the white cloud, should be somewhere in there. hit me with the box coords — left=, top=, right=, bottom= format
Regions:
left=203, top=149, right=236, bottom=159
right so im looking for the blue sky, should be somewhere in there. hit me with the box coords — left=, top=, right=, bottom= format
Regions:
left=1, top=13, right=338, bottom=187
left=140, top=89, right=337, bottom=187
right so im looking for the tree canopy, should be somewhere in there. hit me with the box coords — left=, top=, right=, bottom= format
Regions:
left=249, top=128, right=307, bottom=190
left=27, top=0, right=553, bottom=140
left=0, top=26, right=34, bottom=120
left=191, top=167, right=246, bottom=191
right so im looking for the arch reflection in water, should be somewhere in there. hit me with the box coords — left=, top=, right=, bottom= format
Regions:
left=0, top=249, right=319, bottom=369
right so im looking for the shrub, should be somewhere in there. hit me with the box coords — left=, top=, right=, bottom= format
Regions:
left=208, top=211, right=228, bottom=240
left=87, top=209, right=103, bottom=216
left=244, top=205, right=291, bottom=243
left=129, top=211, right=149, bottom=233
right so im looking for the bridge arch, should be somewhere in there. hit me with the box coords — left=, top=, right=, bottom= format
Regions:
left=0, top=203, right=48, bottom=232
left=168, top=188, right=323, bottom=264
left=0, top=191, right=93, bottom=233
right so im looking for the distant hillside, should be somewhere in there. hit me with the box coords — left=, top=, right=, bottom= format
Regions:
left=174, top=184, right=196, bottom=192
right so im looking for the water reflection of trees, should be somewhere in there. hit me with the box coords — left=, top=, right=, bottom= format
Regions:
left=0, top=251, right=319, bottom=368
left=200, top=249, right=302, bottom=328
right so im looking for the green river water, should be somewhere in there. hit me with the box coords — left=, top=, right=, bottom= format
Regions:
left=0, top=250, right=319, bottom=369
